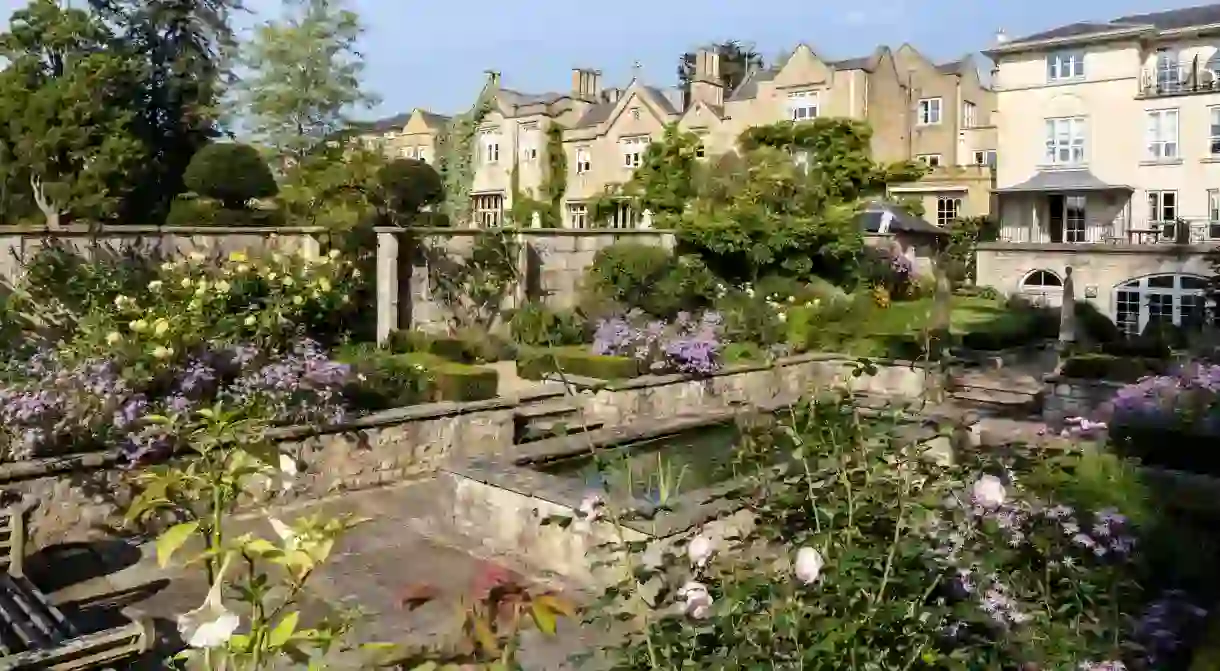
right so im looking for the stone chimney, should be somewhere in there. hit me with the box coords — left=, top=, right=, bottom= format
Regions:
left=601, top=87, right=622, bottom=104
left=689, top=48, right=723, bottom=107
left=570, top=68, right=602, bottom=101
left=994, top=29, right=1008, bottom=45
left=485, top=69, right=501, bottom=87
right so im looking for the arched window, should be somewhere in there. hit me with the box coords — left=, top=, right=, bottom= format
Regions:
left=1020, top=270, right=1063, bottom=289
left=1114, top=273, right=1211, bottom=336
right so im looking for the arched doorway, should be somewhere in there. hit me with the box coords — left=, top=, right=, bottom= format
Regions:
left=1113, top=273, right=1210, bottom=336
left=1019, top=269, right=1064, bottom=307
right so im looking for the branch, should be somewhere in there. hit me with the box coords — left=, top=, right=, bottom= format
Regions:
left=29, top=175, right=66, bottom=229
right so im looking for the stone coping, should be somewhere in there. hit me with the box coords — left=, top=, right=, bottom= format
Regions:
left=373, top=226, right=677, bottom=237
left=0, top=225, right=329, bottom=235
left=446, top=395, right=966, bottom=539
left=1044, top=375, right=1127, bottom=389
left=977, top=241, right=1213, bottom=254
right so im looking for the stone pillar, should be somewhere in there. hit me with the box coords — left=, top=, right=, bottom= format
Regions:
left=514, top=229, right=528, bottom=310
left=376, top=229, right=400, bottom=345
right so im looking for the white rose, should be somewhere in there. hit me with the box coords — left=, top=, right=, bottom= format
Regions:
left=147, top=280, right=163, bottom=292
left=687, top=534, right=714, bottom=568
left=971, top=474, right=1006, bottom=509
left=105, top=332, right=122, bottom=346
left=678, top=581, right=713, bottom=619
left=794, top=546, right=824, bottom=585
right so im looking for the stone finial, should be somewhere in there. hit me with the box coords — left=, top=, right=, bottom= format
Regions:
left=640, top=209, right=653, bottom=229
left=631, top=60, right=643, bottom=81
left=530, top=211, right=542, bottom=229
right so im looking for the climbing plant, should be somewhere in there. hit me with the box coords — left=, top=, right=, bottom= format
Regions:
left=507, top=121, right=566, bottom=228
left=590, top=123, right=702, bottom=228
left=436, top=89, right=495, bottom=225
left=423, top=229, right=520, bottom=329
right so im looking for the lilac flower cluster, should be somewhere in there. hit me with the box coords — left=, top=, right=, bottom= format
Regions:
left=1131, top=590, right=1208, bottom=667
left=1109, top=363, right=1220, bottom=432
left=0, top=339, right=353, bottom=464
left=1078, top=662, right=1127, bottom=671
left=888, top=250, right=913, bottom=278
left=593, top=310, right=723, bottom=375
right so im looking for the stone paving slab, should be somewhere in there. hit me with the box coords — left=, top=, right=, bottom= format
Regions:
left=30, top=481, right=600, bottom=669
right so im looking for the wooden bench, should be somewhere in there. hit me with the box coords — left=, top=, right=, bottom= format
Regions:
left=0, top=496, right=151, bottom=670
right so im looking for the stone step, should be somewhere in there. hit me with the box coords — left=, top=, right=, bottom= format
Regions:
left=949, top=386, right=1041, bottom=410
left=515, top=399, right=582, bottom=420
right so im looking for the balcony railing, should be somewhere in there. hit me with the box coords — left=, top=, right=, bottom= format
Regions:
left=1140, top=62, right=1220, bottom=98
left=998, top=219, right=1220, bottom=246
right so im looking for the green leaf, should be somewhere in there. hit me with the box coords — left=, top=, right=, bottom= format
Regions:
left=243, top=537, right=281, bottom=557
left=156, top=521, right=199, bottom=568
left=268, top=611, right=299, bottom=647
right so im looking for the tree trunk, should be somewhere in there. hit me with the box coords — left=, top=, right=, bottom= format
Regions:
left=29, top=176, right=62, bottom=230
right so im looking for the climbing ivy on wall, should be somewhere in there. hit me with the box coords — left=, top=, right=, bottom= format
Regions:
left=437, top=90, right=495, bottom=225
left=507, top=121, right=567, bottom=228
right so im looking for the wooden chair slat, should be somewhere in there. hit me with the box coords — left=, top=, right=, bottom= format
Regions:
left=0, top=580, right=51, bottom=649
left=4, top=575, right=75, bottom=638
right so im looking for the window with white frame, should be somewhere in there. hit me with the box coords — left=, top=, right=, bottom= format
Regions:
left=400, top=146, right=414, bottom=159
left=917, top=98, right=942, bottom=125
left=1046, top=50, right=1085, bottom=81
left=972, top=149, right=997, bottom=167
left=608, top=202, right=637, bottom=229
left=479, top=130, right=500, bottom=164
left=936, top=196, right=961, bottom=226
left=1146, top=109, right=1179, bottom=160
left=472, top=193, right=504, bottom=228
left=621, top=136, right=648, bottom=168
left=519, top=122, right=539, bottom=162
left=417, top=148, right=430, bottom=163
left=916, top=154, right=942, bottom=168
left=1210, top=107, right=1220, bottom=156
left=1148, top=190, right=1178, bottom=239
left=962, top=101, right=977, bottom=129
left=575, top=147, right=591, bottom=174
left=1044, top=117, right=1086, bottom=165
left=1209, top=189, right=1220, bottom=239
left=1156, top=50, right=1182, bottom=90
left=787, top=91, right=819, bottom=121
left=567, top=203, right=588, bottom=229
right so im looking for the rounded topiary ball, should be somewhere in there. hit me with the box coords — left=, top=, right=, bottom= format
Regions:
left=376, top=158, right=445, bottom=218
left=183, top=143, right=278, bottom=208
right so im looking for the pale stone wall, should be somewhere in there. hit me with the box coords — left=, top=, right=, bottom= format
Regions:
left=975, top=242, right=1212, bottom=319
left=377, top=227, right=677, bottom=337
left=0, top=225, right=326, bottom=283
left=1042, top=376, right=1124, bottom=426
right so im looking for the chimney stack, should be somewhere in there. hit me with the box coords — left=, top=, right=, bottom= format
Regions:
left=485, top=69, right=501, bottom=87
left=994, top=29, right=1008, bottom=45
left=570, top=68, right=602, bottom=100
left=689, top=48, right=724, bottom=107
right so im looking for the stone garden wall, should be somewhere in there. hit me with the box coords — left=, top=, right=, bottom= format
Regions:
left=1042, top=375, right=1123, bottom=425
left=0, top=225, right=327, bottom=282
left=2, top=354, right=931, bottom=549
left=376, top=227, right=677, bottom=339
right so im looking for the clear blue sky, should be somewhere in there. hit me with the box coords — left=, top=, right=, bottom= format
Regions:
left=0, top=0, right=1210, bottom=120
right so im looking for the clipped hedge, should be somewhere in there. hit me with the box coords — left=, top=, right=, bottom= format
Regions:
left=385, top=329, right=515, bottom=364
left=337, top=347, right=499, bottom=406
left=517, top=346, right=642, bottom=381
left=167, top=197, right=285, bottom=227
left=1060, top=353, right=1168, bottom=383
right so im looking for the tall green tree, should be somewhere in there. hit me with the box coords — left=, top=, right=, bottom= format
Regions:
left=0, top=0, right=145, bottom=227
left=237, top=0, right=378, bottom=167
left=88, top=0, right=243, bottom=222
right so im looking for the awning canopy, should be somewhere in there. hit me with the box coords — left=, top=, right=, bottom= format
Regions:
left=858, top=201, right=948, bottom=237
left=994, top=169, right=1134, bottom=194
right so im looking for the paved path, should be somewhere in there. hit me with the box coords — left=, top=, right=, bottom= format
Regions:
left=32, top=482, right=601, bottom=669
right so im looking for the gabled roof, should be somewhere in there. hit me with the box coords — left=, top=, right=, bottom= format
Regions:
left=498, top=88, right=566, bottom=106
left=727, top=48, right=882, bottom=102
left=570, top=82, right=680, bottom=129
left=1000, top=3, right=1220, bottom=49
left=357, top=108, right=451, bottom=134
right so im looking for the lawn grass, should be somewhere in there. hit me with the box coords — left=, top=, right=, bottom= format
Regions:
left=828, top=296, right=1050, bottom=357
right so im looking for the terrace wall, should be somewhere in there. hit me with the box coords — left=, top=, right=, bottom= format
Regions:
left=0, top=225, right=328, bottom=282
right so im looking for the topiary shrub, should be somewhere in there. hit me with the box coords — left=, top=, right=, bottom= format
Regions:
left=586, top=243, right=718, bottom=318
left=183, top=143, right=278, bottom=208
left=1059, top=353, right=1168, bottom=382
left=517, top=346, right=642, bottom=381
left=375, top=158, right=445, bottom=224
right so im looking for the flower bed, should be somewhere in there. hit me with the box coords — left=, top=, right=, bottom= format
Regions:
left=593, top=310, right=723, bottom=375
left=1105, top=363, right=1220, bottom=476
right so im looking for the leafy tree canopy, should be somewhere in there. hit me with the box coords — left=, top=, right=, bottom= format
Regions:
left=237, top=0, right=378, bottom=167
left=591, top=124, right=703, bottom=227
left=374, top=158, right=444, bottom=225
left=0, top=0, right=146, bottom=227
left=183, top=142, right=278, bottom=207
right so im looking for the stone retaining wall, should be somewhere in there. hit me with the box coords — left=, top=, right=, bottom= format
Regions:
left=1042, top=376, right=1123, bottom=425
left=2, top=355, right=934, bottom=548
left=0, top=225, right=327, bottom=282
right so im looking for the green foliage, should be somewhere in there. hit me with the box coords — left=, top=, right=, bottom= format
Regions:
left=374, top=158, right=444, bottom=225
left=277, top=141, right=387, bottom=230
left=182, top=143, right=279, bottom=208
left=508, top=302, right=588, bottom=347
left=237, top=0, right=378, bottom=165
left=516, top=345, right=641, bottom=381
left=0, top=0, right=146, bottom=226
left=676, top=145, right=864, bottom=283
left=398, top=352, right=499, bottom=402
left=167, top=197, right=287, bottom=227
left=437, top=90, right=494, bottom=225
left=585, top=243, right=718, bottom=318
left=1060, top=353, right=1168, bottom=382
left=944, top=215, right=999, bottom=285
left=424, top=229, right=520, bottom=330
left=594, top=124, right=703, bottom=227
left=542, top=122, right=567, bottom=223
left=677, top=41, right=763, bottom=108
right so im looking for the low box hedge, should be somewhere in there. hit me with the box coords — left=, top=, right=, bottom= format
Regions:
left=337, top=347, right=499, bottom=407
left=1059, top=353, right=1168, bottom=383
left=517, top=346, right=642, bottom=381
left=386, top=329, right=515, bottom=364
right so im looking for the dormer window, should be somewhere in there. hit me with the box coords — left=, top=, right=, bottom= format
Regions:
left=1046, top=50, right=1085, bottom=81
left=787, top=91, right=819, bottom=121
left=1156, top=49, right=1183, bottom=91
